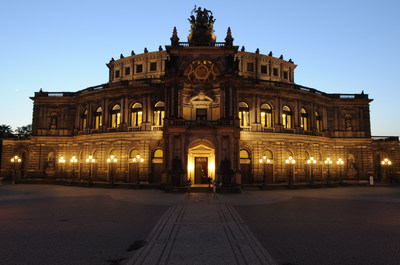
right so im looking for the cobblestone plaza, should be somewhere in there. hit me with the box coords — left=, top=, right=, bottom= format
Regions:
left=1, top=184, right=399, bottom=265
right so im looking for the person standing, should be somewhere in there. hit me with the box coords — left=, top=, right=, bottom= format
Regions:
left=187, top=178, right=192, bottom=192
left=212, top=180, right=216, bottom=194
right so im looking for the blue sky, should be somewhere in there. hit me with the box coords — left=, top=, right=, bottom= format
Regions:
left=1, top=0, right=399, bottom=136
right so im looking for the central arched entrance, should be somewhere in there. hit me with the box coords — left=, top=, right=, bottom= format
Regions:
left=187, top=140, right=215, bottom=185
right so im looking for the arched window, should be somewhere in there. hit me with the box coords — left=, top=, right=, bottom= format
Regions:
left=239, top=102, right=250, bottom=127
left=131, top=103, right=143, bottom=127
left=304, top=151, right=310, bottom=160
left=110, top=104, right=121, bottom=128
left=261, top=103, right=273, bottom=128
left=153, top=149, right=163, bottom=158
left=316, top=111, right=322, bottom=132
left=94, top=107, right=102, bottom=129
left=81, top=109, right=87, bottom=130
left=286, top=150, right=294, bottom=159
left=129, top=149, right=139, bottom=159
left=153, top=101, right=165, bottom=126
left=264, top=150, right=273, bottom=160
left=240, top=149, right=250, bottom=159
left=109, top=149, right=116, bottom=157
left=301, top=108, right=309, bottom=131
left=282, top=105, right=293, bottom=129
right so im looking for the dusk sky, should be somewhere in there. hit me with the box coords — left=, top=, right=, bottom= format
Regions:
left=1, top=0, right=399, bottom=136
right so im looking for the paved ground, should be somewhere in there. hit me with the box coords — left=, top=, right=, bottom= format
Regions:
left=236, top=188, right=400, bottom=265
left=0, top=185, right=175, bottom=265
left=0, top=184, right=399, bottom=265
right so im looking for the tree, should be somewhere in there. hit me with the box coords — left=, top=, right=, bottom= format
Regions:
left=15, top=124, right=32, bottom=138
left=0, top=124, right=14, bottom=138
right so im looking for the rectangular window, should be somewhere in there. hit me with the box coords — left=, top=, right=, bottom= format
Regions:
left=196, top=108, right=207, bottom=121
left=125, top=67, right=130, bottom=75
left=136, top=64, right=143, bottom=73
left=283, top=71, right=288, bottom=79
left=247, top=63, right=254, bottom=72
left=111, top=113, right=121, bottom=128
left=261, top=112, right=272, bottom=128
left=115, top=70, right=120, bottom=78
left=150, top=62, right=157, bottom=71
left=95, top=116, right=102, bottom=129
left=131, top=112, right=142, bottom=127
left=239, top=111, right=249, bottom=126
left=273, top=68, right=278, bottom=76
left=154, top=110, right=165, bottom=126
left=261, top=112, right=265, bottom=127
left=261, top=65, right=267, bottom=74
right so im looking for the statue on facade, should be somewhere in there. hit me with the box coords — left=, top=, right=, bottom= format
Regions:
left=187, top=6, right=216, bottom=46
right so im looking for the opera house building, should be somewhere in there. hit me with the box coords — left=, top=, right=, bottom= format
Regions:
left=1, top=8, right=398, bottom=188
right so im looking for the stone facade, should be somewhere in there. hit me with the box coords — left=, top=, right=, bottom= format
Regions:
left=1, top=8, right=399, bottom=185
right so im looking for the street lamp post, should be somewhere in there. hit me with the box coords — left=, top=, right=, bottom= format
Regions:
left=107, top=155, right=118, bottom=185
left=70, top=156, right=78, bottom=181
left=59, top=156, right=65, bottom=181
left=307, top=157, right=317, bottom=185
left=324, top=157, right=332, bottom=185
left=85, top=155, right=95, bottom=185
left=337, top=158, right=344, bottom=185
left=285, top=156, right=296, bottom=187
left=381, top=158, right=392, bottom=182
left=132, top=154, right=144, bottom=185
left=10, top=155, right=21, bottom=184
left=259, top=156, right=271, bottom=186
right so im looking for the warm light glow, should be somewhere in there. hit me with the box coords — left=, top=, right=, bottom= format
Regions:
left=70, top=156, right=77, bottom=163
left=11, top=155, right=22, bottom=163
left=307, top=157, right=317, bottom=164
left=132, top=155, right=143, bottom=163
left=286, top=156, right=295, bottom=164
left=188, top=162, right=194, bottom=172
left=325, top=157, right=332, bottom=164
left=86, top=155, right=95, bottom=163
left=381, top=158, right=392, bottom=166
left=337, top=158, right=344, bottom=165
left=107, top=155, right=117, bottom=163
left=260, top=156, right=272, bottom=164
left=59, top=156, right=65, bottom=163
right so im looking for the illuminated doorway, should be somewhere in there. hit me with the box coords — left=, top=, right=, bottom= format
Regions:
left=187, top=140, right=215, bottom=185
left=195, top=157, right=208, bottom=184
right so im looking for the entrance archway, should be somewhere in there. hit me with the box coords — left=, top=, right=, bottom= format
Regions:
left=187, top=140, right=215, bottom=185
